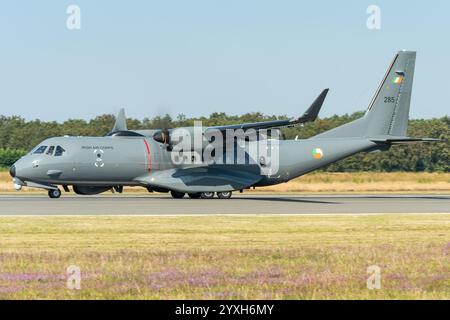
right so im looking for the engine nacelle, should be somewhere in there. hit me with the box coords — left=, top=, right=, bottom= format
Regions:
left=152, top=130, right=171, bottom=144
left=153, top=127, right=210, bottom=153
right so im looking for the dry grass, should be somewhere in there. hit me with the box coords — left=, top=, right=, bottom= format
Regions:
left=2, top=171, right=450, bottom=194
left=0, top=215, right=449, bottom=299
left=257, top=172, right=450, bottom=193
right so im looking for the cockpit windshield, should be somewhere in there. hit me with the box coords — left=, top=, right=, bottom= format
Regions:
left=32, top=145, right=65, bottom=156
left=46, top=146, right=55, bottom=155
left=55, top=146, right=65, bottom=156
left=33, top=146, right=47, bottom=154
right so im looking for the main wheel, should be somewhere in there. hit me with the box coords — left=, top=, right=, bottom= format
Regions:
left=48, top=188, right=61, bottom=199
left=188, top=193, right=201, bottom=199
left=217, top=191, right=232, bottom=199
left=170, top=191, right=185, bottom=199
left=201, top=192, right=215, bottom=199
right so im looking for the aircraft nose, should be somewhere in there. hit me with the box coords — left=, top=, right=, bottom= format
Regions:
left=9, top=165, right=16, bottom=178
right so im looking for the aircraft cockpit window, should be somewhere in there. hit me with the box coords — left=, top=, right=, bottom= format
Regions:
left=54, top=146, right=66, bottom=157
left=46, top=146, right=55, bottom=155
left=33, top=146, right=47, bottom=154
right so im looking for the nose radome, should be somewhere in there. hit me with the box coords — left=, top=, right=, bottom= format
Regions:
left=9, top=165, right=16, bottom=178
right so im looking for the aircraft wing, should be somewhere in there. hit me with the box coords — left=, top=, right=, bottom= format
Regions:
left=135, top=164, right=262, bottom=193
left=206, top=89, right=328, bottom=132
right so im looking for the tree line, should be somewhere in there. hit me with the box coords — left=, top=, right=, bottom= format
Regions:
left=0, top=112, right=448, bottom=172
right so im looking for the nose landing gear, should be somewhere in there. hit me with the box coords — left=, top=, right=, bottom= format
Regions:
left=48, top=188, right=61, bottom=199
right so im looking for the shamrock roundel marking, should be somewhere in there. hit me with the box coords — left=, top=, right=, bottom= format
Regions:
left=312, top=148, right=323, bottom=159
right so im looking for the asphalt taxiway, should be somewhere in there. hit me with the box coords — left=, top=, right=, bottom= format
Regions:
left=0, top=194, right=449, bottom=215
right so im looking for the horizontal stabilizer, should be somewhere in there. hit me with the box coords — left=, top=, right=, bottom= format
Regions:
left=371, top=136, right=442, bottom=144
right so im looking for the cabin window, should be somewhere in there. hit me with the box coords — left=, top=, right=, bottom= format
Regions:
left=33, top=146, right=47, bottom=154
left=46, top=146, right=55, bottom=155
left=55, top=146, right=66, bottom=156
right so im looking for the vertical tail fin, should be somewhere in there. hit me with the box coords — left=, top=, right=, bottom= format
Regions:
left=313, top=51, right=416, bottom=139
left=364, top=51, right=416, bottom=137
left=111, top=108, right=128, bottom=132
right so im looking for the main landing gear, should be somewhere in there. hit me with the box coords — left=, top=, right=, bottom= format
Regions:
left=170, top=191, right=233, bottom=199
left=201, top=192, right=215, bottom=199
left=48, top=188, right=61, bottom=199
left=217, top=191, right=232, bottom=199
left=188, top=193, right=202, bottom=199
left=170, top=191, right=185, bottom=199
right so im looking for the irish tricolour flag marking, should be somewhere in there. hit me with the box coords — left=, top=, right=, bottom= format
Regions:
left=392, top=76, right=403, bottom=84
left=312, top=148, right=323, bottom=159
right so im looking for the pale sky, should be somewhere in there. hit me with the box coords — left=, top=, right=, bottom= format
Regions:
left=0, top=0, right=449, bottom=121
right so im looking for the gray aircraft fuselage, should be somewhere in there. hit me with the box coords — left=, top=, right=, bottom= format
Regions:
left=11, top=135, right=378, bottom=190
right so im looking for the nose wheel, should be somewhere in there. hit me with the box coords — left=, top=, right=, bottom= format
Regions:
left=48, top=188, right=62, bottom=199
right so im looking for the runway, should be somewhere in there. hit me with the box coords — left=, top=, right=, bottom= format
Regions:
left=0, top=194, right=449, bottom=215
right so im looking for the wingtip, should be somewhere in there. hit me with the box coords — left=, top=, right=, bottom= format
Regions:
left=295, top=88, right=328, bottom=123
left=321, top=88, right=330, bottom=98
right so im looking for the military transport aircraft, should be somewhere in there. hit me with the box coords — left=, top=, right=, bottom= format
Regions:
left=10, top=51, right=438, bottom=199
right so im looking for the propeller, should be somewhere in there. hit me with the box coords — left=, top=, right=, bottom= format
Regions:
left=151, top=106, right=174, bottom=149
left=153, top=129, right=171, bottom=144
